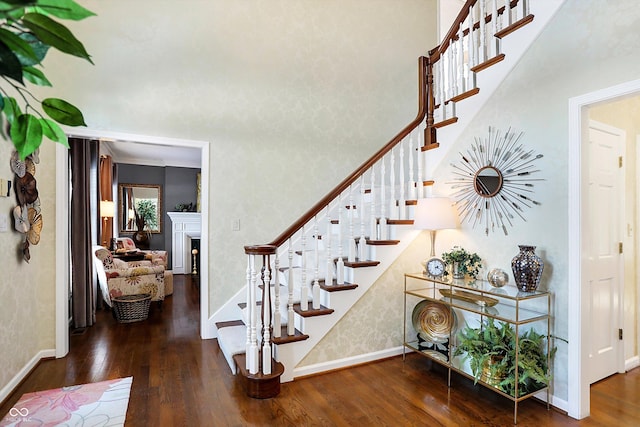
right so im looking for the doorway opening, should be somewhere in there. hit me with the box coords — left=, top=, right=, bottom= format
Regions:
left=568, top=78, right=640, bottom=419
left=55, top=129, right=211, bottom=357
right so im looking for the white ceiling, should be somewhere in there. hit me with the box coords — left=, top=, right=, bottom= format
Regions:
left=100, top=139, right=201, bottom=169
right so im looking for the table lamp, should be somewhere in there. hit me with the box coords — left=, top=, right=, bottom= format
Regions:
left=413, top=197, right=458, bottom=274
left=100, top=200, right=115, bottom=246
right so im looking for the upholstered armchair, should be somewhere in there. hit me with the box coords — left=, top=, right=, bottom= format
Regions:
left=116, top=237, right=168, bottom=268
left=93, top=246, right=165, bottom=307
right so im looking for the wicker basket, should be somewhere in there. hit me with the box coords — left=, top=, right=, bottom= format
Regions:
left=112, top=293, right=151, bottom=323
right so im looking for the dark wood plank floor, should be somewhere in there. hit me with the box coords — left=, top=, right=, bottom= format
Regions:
left=1, top=274, right=639, bottom=426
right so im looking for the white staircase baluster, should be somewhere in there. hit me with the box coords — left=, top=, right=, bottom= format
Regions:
left=249, top=254, right=258, bottom=374
left=262, top=259, right=272, bottom=375
left=348, top=185, right=356, bottom=262
left=408, top=135, right=416, bottom=200
left=287, top=239, right=295, bottom=335
left=336, top=193, right=345, bottom=284
left=312, top=215, right=320, bottom=310
left=369, top=165, right=376, bottom=240
left=300, top=225, right=308, bottom=311
left=245, top=255, right=252, bottom=370
left=417, top=141, right=424, bottom=199
left=379, top=157, right=387, bottom=240
left=447, top=46, right=454, bottom=102
left=273, top=253, right=281, bottom=338
left=479, top=0, right=487, bottom=64
left=325, top=206, right=333, bottom=287
left=399, top=140, right=406, bottom=220
left=467, top=6, right=475, bottom=70
left=457, top=26, right=464, bottom=95
left=491, top=0, right=500, bottom=58
left=359, top=174, right=367, bottom=261
left=389, top=148, right=396, bottom=219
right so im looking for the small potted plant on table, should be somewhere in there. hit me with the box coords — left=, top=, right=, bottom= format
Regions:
left=442, top=246, right=482, bottom=279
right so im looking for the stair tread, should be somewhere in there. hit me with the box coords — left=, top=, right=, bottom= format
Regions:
left=318, top=279, right=358, bottom=292
left=449, top=87, right=479, bottom=103
left=272, top=326, right=309, bottom=344
left=293, top=303, right=334, bottom=317
left=342, top=258, right=380, bottom=268
left=495, top=14, right=534, bottom=39
left=216, top=320, right=245, bottom=330
left=366, top=238, right=400, bottom=246
left=387, top=219, right=414, bottom=225
left=433, top=117, right=458, bottom=129
left=470, top=53, right=505, bottom=73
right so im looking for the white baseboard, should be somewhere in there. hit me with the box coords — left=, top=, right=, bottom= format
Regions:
left=0, top=349, right=55, bottom=404
left=292, top=346, right=405, bottom=379
left=625, top=355, right=640, bottom=371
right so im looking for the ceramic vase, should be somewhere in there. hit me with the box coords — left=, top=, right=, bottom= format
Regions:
left=511, top=245, right=543, bottom=292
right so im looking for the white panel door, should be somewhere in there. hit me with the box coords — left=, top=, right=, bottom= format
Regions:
left=586, top=121, right=624, bottom=384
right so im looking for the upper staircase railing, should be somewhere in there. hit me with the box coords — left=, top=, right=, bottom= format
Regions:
left=241, top=0, right=533, bottom=390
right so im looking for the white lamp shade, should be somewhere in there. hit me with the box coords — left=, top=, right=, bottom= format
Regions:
left=413, top=197, right=458, bottom=230
left=100, top=200, right=115, bottom=218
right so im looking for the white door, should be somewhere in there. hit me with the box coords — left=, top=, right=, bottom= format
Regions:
left=586, top=120, right=625, bottom=384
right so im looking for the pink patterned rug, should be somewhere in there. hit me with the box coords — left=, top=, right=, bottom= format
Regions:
left=0, top=377, right=132, bottom=427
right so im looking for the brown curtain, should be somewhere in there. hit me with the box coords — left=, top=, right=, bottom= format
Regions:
left=70, top=138, right=99, bottom=328
left=99, top=155, right=113, bottom=246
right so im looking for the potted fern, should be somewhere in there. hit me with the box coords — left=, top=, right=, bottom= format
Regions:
left=454, top=318, right=555, bottom=396
left=442, top=246, right=482, bottom=279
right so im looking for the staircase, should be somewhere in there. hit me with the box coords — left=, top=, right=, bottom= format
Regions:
left=215, top=0, right=563, bottom=398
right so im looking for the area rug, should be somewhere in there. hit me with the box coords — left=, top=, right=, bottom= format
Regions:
left=0, top=377, right=132, bottom=427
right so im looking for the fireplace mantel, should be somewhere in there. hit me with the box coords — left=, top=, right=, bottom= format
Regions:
left=168, top=212, right=201, bottom=274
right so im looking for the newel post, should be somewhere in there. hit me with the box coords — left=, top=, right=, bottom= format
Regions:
left=244, top=244, right=277, bottom=375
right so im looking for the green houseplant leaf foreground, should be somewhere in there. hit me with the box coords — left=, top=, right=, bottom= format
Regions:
left=454, top=318, right=556, bottom=397
left=0, top=0, right=94, bottom=159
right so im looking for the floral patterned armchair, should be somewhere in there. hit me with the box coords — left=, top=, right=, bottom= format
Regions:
left=93, top=246, right=165, bottom=307
left=115, top=237, right=168, bottom=268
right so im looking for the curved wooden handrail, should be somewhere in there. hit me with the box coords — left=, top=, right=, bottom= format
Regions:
left=264, top=55, right=428, bottom=248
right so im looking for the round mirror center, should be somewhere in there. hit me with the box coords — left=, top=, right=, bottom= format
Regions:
left=474, top=166, right=503, bottom=197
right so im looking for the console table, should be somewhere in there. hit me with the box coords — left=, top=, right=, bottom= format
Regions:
left=403, top=273, right=551, bottom=424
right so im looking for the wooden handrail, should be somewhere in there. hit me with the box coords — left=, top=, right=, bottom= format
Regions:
left=265, top=55, right=428, bottom=248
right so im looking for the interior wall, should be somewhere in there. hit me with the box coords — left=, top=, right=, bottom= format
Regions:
left=0, top=140, right=57, bottom=394
left=589, top=96, right=640, bottom=362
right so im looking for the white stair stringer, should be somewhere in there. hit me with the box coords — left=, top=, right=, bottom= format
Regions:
left=425, top=0, right=565, bottom=174
left=276, top=227, right=421, bottom=383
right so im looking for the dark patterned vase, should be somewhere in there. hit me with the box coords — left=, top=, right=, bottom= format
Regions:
left=511, top=245, right=543, bottom=292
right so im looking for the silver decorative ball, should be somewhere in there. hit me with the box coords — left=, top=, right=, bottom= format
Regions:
left=487, top=268, right=508, bottom=288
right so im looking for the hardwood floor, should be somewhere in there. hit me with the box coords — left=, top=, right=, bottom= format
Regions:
left=1, top=274, right=639, bottom=426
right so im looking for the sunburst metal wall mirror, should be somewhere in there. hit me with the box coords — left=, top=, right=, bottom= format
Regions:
left=449, top=127, right=543, bottom=236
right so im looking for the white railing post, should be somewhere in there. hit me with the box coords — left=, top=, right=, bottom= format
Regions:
left=379, top=156, right=388, bottom=240
left=467, top=5, right=475, bottom=70
left=389, top=148, right=397, bottom=219
left=336, top=193, right=345, bottom=284
left=325, top=206, right=333, bottom=287
left=417, top=141, right=424, bottom=199
left=479, top=0, right=487, bottom=64
left=300, top=225, right=308, bottom=311
left=491, top=0, right=500, bottom=58
left=369, top=165, right=376, bottom=240
left=287, top=239, right=295, bottom=335
left=359, top=174, right=367, bottom=261
left=245, top=256, right=252, bottom=370
left=312, top=215, right=320, bottom=310
left=248, top=255, right=258, bottom=374
left=399, top=140, right=406, bottom=220
left=273, top=253, right=281, bottom=338
left=408, top=135, right=416, bottom=200
left=261, top=258, right=272, bottom=375
left=348, top=185, right=356, bottom=262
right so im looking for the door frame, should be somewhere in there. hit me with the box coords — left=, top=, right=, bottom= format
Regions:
left=55, top=129, right=211, bottom=358
left=568, top=78, right=640, bottom=419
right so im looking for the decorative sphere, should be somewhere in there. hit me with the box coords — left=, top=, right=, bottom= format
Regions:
left=487, top=268, right=508, bottom=288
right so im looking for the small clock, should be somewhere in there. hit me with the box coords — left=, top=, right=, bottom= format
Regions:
left=425, top=257, right=446, bottom=279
